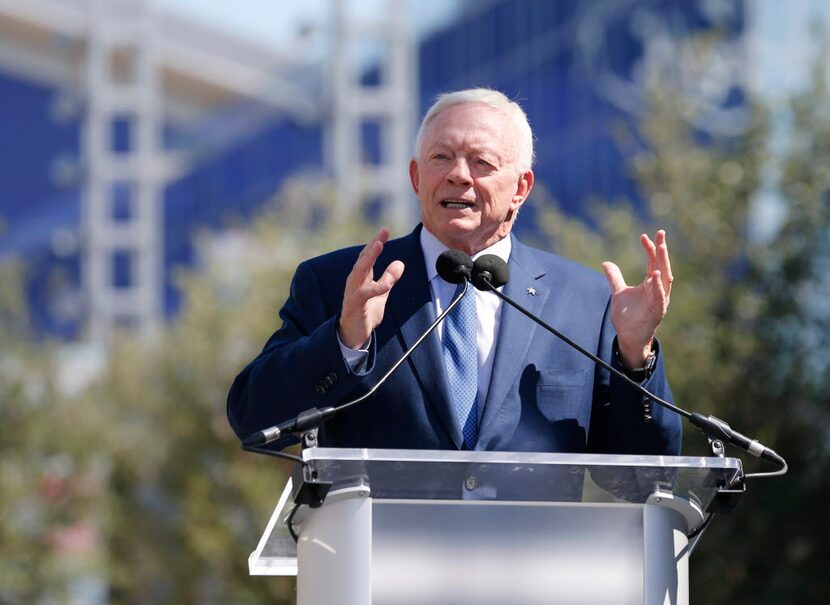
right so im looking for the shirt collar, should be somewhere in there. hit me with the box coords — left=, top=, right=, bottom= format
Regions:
left=420, top=226, right=512, bottom=283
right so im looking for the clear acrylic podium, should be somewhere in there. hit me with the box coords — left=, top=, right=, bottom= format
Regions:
left=249, top=448, right=742, bottom=605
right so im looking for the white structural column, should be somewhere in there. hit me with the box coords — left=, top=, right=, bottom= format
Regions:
left=83, top=0, right=162, bottom=343
left=329, top=0, right=419, bottom=231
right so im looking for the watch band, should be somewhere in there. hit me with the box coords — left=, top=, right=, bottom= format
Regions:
left=616, top=347, right=657, bottom=382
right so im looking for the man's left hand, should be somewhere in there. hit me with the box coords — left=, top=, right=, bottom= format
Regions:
left=601, top=230, right=674, bottom=369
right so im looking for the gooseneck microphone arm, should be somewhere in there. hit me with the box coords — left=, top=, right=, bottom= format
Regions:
left=243, top=282, right=471, bottom=447
left=477, top=273, right=690, bottom=420
left=242, top=250, right=474, bottom=449
left=332, top=279, right=471, bottom=418
left=472, top=256, right=787, bottom=477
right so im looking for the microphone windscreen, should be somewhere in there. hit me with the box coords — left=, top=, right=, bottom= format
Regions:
left=436, top=250, right=473, bottom=284
left=472, top=255, right=510, bottom=289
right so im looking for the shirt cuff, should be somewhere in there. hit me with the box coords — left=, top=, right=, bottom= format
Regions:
left=338, top=333, right=372, bottom=375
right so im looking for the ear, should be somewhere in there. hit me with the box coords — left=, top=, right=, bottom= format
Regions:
left=511, top=170, right=534, bottom=211
left=409, top=158, right=420, bottom=195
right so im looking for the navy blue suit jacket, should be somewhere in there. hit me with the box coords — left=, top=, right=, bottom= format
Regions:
left=227, top=226, right=681, bottom=455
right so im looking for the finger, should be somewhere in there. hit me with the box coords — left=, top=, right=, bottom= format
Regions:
left=346, top=241, right=381, bottom=289
left=348, top=228, right=389, bottom=287
left=376, top=226, right=391, bottom=244
left=648, top=269, right=669, bottom=317
left=378, top=260, right=405, bottom=289
left=640, top=233, right=657, bottom=275
left=357, top=281, right=395, bottom=300
left=350, top=259, right=405, bottom=302
left=367, top=260, right=406, bottom=297
left=601, top=261, right=627, bottom=294
left=655, top=231, right=674, bottom=295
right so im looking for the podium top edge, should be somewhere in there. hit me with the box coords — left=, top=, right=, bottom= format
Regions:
left=302, top=448, right=742, bottom=470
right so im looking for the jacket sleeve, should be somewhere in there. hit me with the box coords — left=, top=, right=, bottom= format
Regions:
left=226, top=260, right=374, bottom=443
left=586, top=296, right=683, bottom=456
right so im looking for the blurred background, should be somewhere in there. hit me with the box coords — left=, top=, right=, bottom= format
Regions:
left=0, top=0, right=828, bottom=603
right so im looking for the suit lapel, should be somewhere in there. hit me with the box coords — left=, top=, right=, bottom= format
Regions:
left=385, top=228, right=463, bottom=448
left=478, top=237, right=550, bottom=440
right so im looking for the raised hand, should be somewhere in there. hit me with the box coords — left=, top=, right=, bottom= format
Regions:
left=337, top=227, right=405, bottom=349
left=601, top=230, right=674, bottom=369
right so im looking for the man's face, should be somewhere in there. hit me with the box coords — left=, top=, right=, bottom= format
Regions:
left=409, top=102, right=534, bottom=255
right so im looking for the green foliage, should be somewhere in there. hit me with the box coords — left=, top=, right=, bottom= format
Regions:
left=0, top=263, right=99, bottom=603
left=0, top=178, right=382, bottom=604
left=700, top=51, right=830, bottom=605
left=535, top=47, right=829, bottom=605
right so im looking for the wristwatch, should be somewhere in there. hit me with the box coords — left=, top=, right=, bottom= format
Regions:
left=616, top=347, right=657, bottom=382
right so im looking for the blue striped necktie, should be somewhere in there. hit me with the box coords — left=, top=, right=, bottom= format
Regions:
left=442, top=282, right=478, bottom=449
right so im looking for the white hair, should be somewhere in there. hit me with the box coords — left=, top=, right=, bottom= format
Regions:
left=414, top=88, right=535, bottom=173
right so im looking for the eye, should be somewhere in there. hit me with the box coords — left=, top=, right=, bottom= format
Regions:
left=475, top=158, right=495, bottom=168
left=431, top=152, right=450, bottom=161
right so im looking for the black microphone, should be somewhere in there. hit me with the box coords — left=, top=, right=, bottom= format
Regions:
left=687, top=413, right=784, bottom=467
left=243, top=406, right=335, bottom=447
left=436, top=249, right=473, bottom=283
left=470, top=254, right=787, bottom=471
left=471, top=254, right=509, bottom=289
left=242, top=249, right=474, bottom=448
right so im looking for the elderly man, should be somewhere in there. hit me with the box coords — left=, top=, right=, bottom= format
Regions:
left=227, top=88, right=681, bottom=455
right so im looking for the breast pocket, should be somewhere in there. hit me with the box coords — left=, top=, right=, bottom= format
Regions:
left=536, top=370, right=587, bottom=423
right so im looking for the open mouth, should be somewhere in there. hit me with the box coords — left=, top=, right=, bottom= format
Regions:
left=441, top=199, right=475, bottom=209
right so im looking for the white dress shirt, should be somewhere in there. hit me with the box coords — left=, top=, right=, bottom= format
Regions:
left=339, top=227, right=510, bottom=420
left=419, top=228, right=509, bottom=418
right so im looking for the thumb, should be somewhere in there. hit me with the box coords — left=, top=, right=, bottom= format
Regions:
left=378, top=260, right=405, bottom=291
left=601, top=261, right=627, bottom=294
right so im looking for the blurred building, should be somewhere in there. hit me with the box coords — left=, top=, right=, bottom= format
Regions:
left=0, top=0, right=747, bottom=342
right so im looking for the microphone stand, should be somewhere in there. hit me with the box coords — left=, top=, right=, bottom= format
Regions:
left=243, top=279, right=472, bottom=450
left=474, top=273, right=786, bottom=474
left=327, top=279, right=471, bottom=421
left=241, top=279, right=474, bottom=515
left=473, top=266, right=785, bottom=543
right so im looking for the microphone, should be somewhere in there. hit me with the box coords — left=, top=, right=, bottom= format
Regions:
left=471, top=254, right=509, bottom=289
left=687, top=413, right=784, bottom=467
left=470, top=254, right=786, bottom=471
left=242, top=249, right=474, bottom=448
left=436, top=248, right=473, bottom=283
left=243, top=406, right=335, bottom=447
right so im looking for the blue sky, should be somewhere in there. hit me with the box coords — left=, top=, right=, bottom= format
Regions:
left=747, top=0, right=830, bottom=101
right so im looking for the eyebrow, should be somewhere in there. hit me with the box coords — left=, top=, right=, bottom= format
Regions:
left=427, top=143, right=505, bottom=161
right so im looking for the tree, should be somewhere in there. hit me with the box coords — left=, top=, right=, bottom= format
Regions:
left=0, top=178, right=379, bottom=604
left=698, top=50, right=830, bottom=605
left=534, top=42, right=829, bottom=605
left=85, top=178, right=383, bottom=603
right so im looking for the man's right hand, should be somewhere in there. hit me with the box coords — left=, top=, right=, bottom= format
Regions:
left=337, top=227, right=405, bottom=349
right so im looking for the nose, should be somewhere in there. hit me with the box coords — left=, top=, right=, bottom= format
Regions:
left=446, top=158, right=473, bottom=186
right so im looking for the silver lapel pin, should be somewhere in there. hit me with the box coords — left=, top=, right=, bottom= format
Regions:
left=526, top=286, right=538, bottom=296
